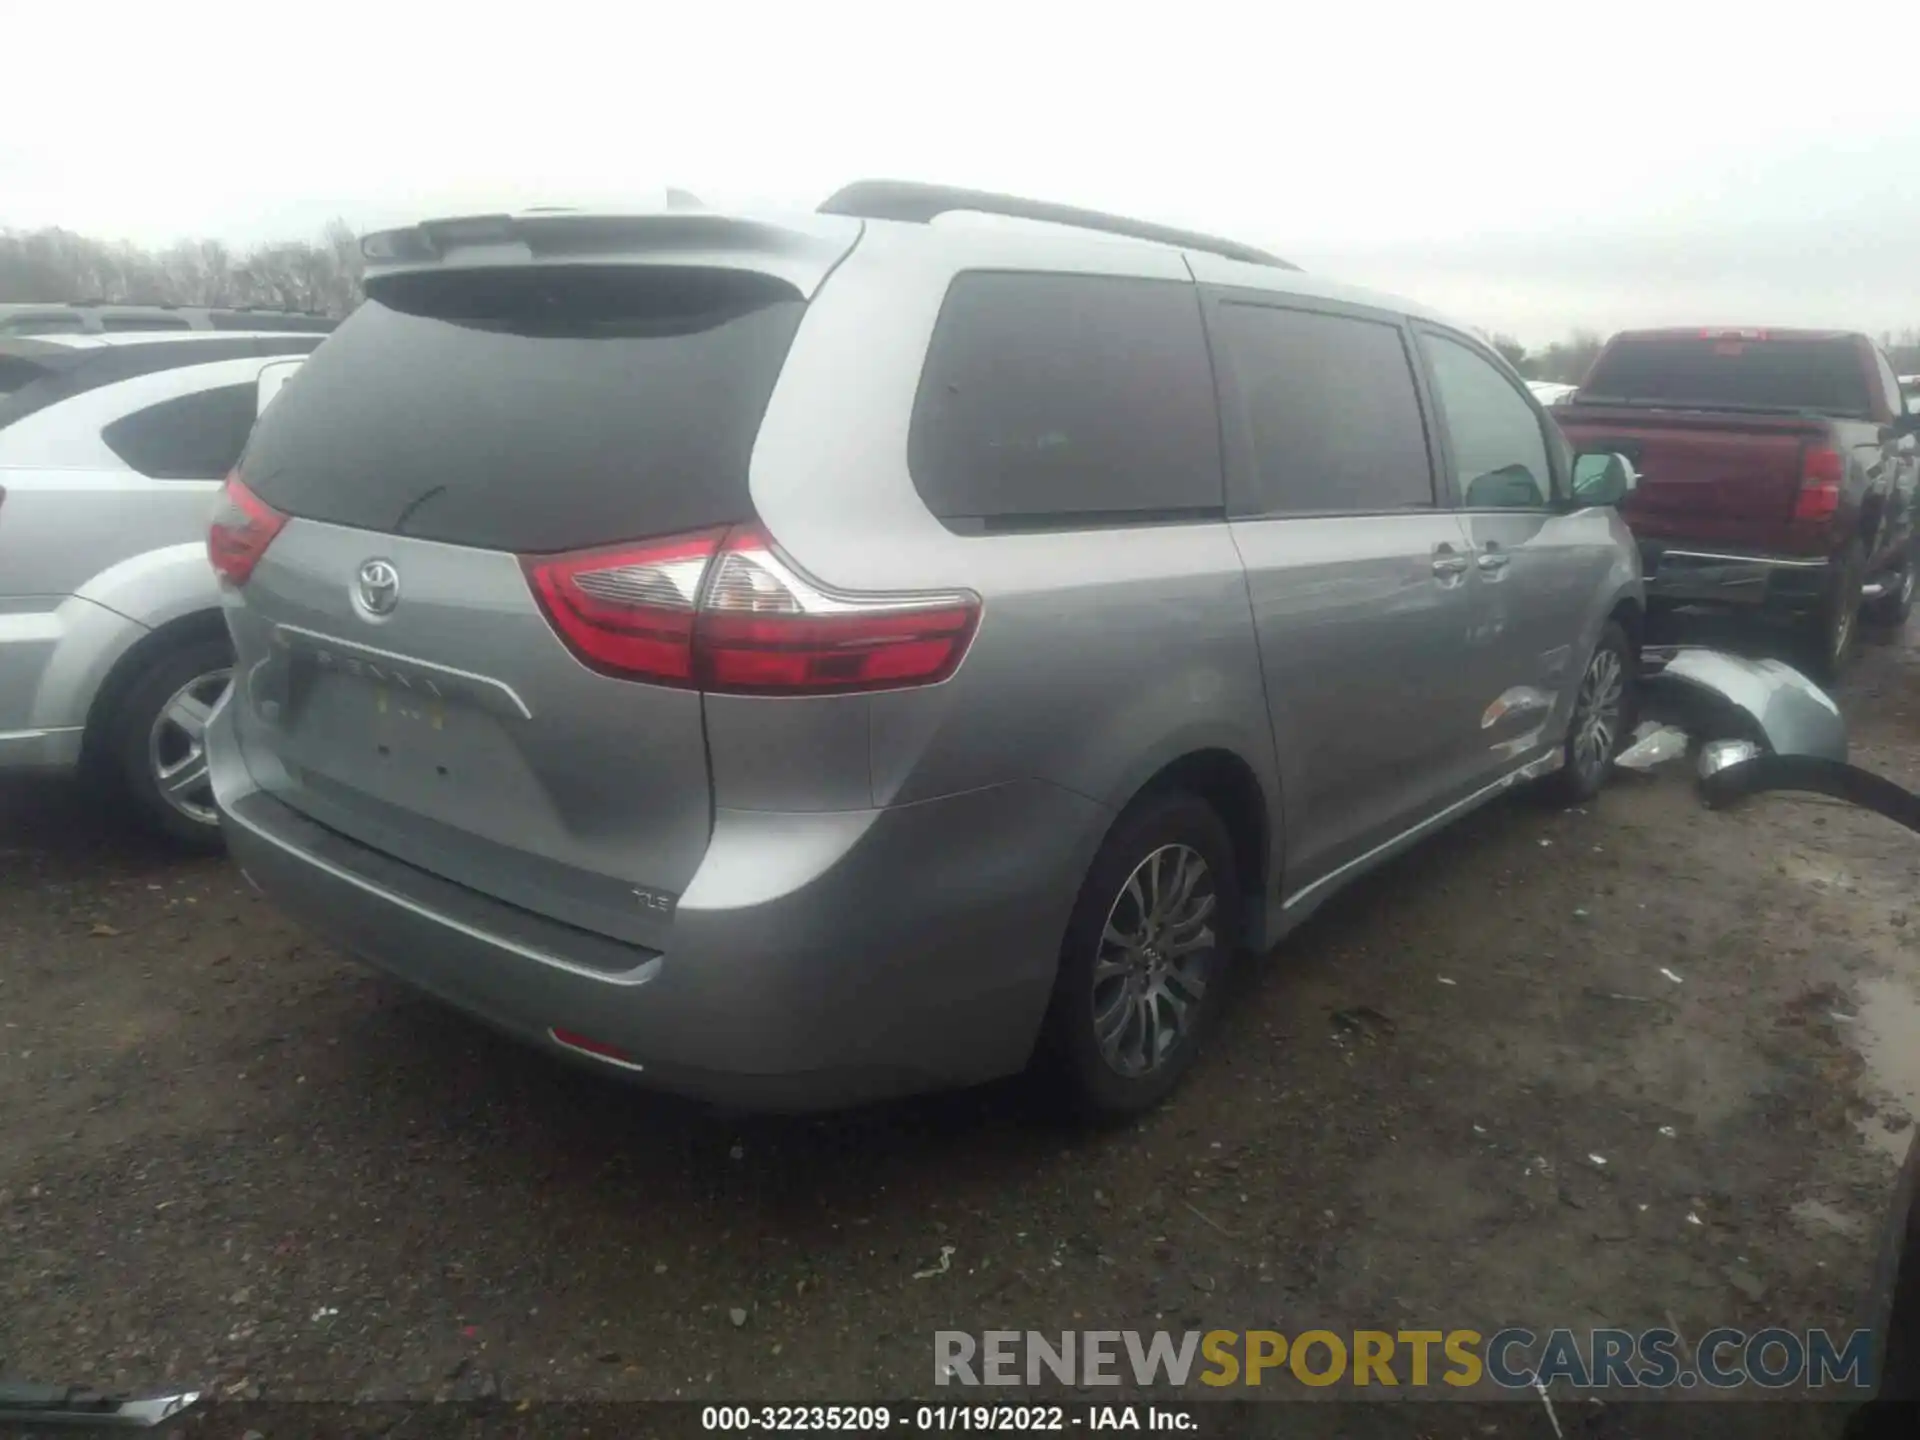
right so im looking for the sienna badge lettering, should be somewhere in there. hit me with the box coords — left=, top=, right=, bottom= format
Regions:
left=354, top=559, right=401, bottom=619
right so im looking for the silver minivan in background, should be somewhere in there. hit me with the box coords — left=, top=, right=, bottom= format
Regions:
left=206, top=184, right=1643, bottom=1116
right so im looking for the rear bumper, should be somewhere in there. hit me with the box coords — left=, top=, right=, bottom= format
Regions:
left=210, top=698, right=1109, bottom=1111
left=1639, top=543, right=1832, bottom=612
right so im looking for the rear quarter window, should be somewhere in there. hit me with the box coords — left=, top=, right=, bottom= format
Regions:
left=908, top=272, right=1223, bottom=530
left=102, top=383, right=260, bottom=480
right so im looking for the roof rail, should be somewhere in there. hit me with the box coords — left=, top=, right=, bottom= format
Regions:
left=817, top=180, right=1297, bottom=270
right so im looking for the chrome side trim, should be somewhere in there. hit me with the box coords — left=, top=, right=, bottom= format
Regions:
left=1281, top=754, right=1554, bottom=914
left=1659, top=550, right=1827, bottom=569
left=222, top=801, right=662, bottom=986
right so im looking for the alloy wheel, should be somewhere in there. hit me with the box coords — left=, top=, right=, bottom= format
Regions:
left=1090, top=843, right=1217, bottom=1078
left=1571, top=646, right=1624, bottom=784
left=147, top=669, right=231, bottom=827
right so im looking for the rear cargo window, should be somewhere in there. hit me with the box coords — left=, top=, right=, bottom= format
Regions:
left=908, top=272, right=1223, bottom=530
left=1579, top=337, right=1872, bottom=416
left=239, top=268, right=805, bottom=553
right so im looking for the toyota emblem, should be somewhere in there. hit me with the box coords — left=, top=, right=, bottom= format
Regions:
left=355, top=559, right=401, bottom=618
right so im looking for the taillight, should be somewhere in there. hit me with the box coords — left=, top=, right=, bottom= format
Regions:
left=1793, top=446, right=1844, bottom=524
left=207, top=471, right=288, bottom=586
left=519, top=530, right=722, bottom=684
left=520, top=523, right=982, bottom=694
left=697, top=526, right=979, bottom=693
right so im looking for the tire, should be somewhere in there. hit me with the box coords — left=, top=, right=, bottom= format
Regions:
left=1542, top=620, right=1635, bottom=806
left=106, top=634, right=234, bottom=852
left=1866, top=540, right=1917, bottom=629
left=1809, top=543, right=1865, bottom=684
left=1038, top=789, right=1242, bottom=1120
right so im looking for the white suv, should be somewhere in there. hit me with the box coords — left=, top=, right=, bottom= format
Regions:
left=0, top=330, right=324, bottom=845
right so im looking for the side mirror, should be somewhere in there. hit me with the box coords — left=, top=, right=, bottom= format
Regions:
left=1571, top=451, right=1638, bottom=507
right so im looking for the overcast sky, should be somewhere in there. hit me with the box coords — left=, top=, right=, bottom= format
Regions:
left=5, top=0, right=1916, bottom=346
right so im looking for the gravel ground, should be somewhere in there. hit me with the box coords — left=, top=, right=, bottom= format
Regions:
left=5, top=620, right=1920, bottom=1434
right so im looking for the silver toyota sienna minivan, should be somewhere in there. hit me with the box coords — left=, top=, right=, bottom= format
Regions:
left=207, top=182, right=1644, bottom=1116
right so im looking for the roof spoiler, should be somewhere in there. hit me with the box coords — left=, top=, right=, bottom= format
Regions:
left=358, top=204, right=861, bottom=299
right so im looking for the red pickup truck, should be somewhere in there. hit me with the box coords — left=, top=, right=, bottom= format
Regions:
left=1557, top=328, right=1920, bottom=678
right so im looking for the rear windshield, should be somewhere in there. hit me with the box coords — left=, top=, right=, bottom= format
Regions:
left=1, top=314, right=86, bottom=335
left=210, top=313, right=337, bottom=333
left=1578, top=337, right=1872, bottom=417
left=0, top=356, right=53, bottom=397
left=240, top=267, right=806, bottom=554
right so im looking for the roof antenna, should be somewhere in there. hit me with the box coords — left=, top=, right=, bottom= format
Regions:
left=664, top=188, right=704, bottom=210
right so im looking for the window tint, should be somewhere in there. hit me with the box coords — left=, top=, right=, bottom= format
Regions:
left=1213, top=302, right=1433, bottom=514
left=102, top=315, right=192, bottom=332
left=908, top=273, right=1222, bottom=528
left=3, top=314, right=85, bottom=335
left=211, top=313, right=336, bottom=333
left=1421, top=335, right=1553, bottom=509
left=0, top=337, right=320, bottom=433
left=242, top=268, right=801, bottom=552
left=101, top=383, right=259, bottom=479
left=0, top=357, right=54, bottom=396
left=1579, top=336, right=1871, bottom=416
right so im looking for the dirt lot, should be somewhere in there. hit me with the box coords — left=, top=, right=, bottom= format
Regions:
left=5, top=623, right=1920, bottom=1429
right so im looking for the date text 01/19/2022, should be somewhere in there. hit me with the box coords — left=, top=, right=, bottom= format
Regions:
left=700, top=1405, right=1197, bottom=1432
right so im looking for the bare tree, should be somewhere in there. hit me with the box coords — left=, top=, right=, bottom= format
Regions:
left=1528, top=329, right=1606, bottom=386
left=1488, top=332, right=1529, bottom=374
left=0, top=220, right=364, bottom=316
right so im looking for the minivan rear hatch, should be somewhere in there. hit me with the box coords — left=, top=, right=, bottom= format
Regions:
left=225, top=236, right=850, bottom=952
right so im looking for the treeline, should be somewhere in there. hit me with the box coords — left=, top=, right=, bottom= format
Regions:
left=7, top=223, right=1920, bottom=380
left=1491, top=328, right=1920, bottom=385
left=0, top=222, right=364, bottom=316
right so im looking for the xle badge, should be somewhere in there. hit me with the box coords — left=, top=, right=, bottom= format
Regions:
left=632, top=887, right=677, bottom=916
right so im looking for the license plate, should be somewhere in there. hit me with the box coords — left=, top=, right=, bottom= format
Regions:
left=372, top=683, right=447, bottom=733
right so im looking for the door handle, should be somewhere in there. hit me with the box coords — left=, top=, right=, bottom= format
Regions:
left=1477, top=550, right=1511, bottom=572
left=1431, top=551, right=1470, bottom=578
